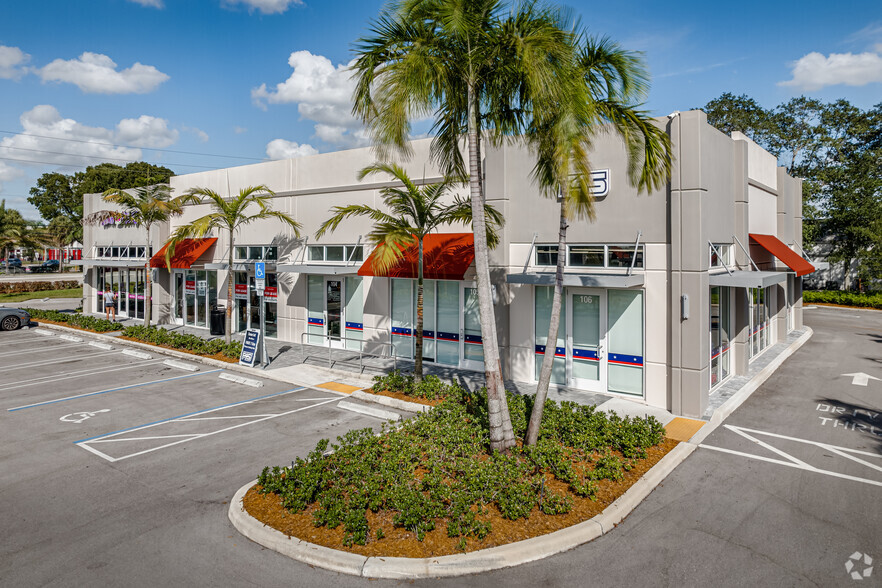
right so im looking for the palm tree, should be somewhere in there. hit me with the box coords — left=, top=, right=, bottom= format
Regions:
left=165, top=185, right=302, bottom=345
left=316, top=162, right=503, bottom=384
left=84, top=185, right=191, bottom=327
left=352, top=0, right=572, bottom=451
left=523, top=36, right=672, bottom=445
left=0, top=200, right=28, bottom=273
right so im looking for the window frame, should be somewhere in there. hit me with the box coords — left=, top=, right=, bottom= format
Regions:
left=534, top=243, right=645, bottom=269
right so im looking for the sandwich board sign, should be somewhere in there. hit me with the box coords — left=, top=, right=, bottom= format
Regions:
left=239, top=328, right=261, bottom=367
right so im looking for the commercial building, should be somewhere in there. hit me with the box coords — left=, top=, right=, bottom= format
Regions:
left=81, top=110, right=814, bottom=417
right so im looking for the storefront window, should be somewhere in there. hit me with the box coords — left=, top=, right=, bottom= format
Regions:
left=534, top=286, right=567, bottom=385
left=607, top=290, right=644, bottom=396
left=536, top=245, right=559, bottom=266
left=749, top=287, right=771, bottom=359
left=710, top=286, right=730, bottom=388
left=568, top=245, right=605, bottom=267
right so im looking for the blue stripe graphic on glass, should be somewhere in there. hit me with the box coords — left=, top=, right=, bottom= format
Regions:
left=608, top=353, right=643, bottom=366
left=464, top=334, right=483, bottom=345
left=308, top=317, right=324, bottom=326
left=436, top=331, right=459, bottom=342
left=534, top=345, right=566, bottom=358
left=422, top=330, right=435, bottom=339
left=391, top=326, right=412, bottom=336
left=572, top=347, right=599, bottom=361
left=345, top=322, right=363, bottom=331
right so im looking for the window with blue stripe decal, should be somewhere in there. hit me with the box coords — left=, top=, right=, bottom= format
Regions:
left=607, top=290, right=643, bottom=396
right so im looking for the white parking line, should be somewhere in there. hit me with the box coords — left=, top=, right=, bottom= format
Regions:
left=0, top=342, right=82, bottom=358
left=0, top=349, right=120, bottom=372
left=0, top=359, right=165, bottom=393
left=700, top=424, right=882, bottom=488
left=75, top=387, right=339, bottom=462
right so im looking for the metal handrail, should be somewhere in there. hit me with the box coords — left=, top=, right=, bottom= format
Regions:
left=299, top=332, right=397, bottom=373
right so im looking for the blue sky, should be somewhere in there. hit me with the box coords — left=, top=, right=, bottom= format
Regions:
left=1, top=0, right=880, bottom=220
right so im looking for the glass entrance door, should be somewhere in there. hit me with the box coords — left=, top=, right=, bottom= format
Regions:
left=460, top=284, right=484, bottom=371
left=568, top=290, right=606, bottom=392
left=326, top=279, right=343, bottom=348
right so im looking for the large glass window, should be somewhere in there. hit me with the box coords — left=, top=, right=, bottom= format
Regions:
left=234, top=245, right=278, bottom=261
left=534, top=286, right=567, bottom=385
left=307, top=275, right=324, bottom=344
left=710, top=286, right=731, bottom=388
left=607, top=290, right=644, bottom=396
left=536, top=244, right=644, bottom=268
left=390, top=279, right=461, bottom=365
left=568, top=245, right=605, bottom=267
left=749, top=286, right=771, bottom=359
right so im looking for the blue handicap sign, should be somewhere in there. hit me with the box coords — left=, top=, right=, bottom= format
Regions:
left=255, top=262, right=265, bottom=279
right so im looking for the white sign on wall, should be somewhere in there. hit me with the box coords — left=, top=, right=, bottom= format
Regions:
left=556, top=169, right=610, bottom=200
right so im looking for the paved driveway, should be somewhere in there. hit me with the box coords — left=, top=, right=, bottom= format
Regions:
left=2, top=306, right=879, bottom=587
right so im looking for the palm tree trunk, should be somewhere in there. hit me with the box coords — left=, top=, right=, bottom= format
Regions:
left=226, top=229, right=233, bottom=345
left=144, top=225, right=152, bottom=327
left=414, top=237, right=424, bottom=384
left=526, top=196, right=568, bottom=446
left=467, top=85, right=515, bottom=452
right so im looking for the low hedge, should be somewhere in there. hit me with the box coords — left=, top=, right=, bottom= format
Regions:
left=22, top=309, right=242, bottom=358
left=122, top=325, right=242, bottom=359
left=23, top=308, right=120, bottom=332
left=371, top=370, right=464, bottom=401
left=0, top=280, right=80, bottom=295
left=258, top=388, right=666, bottom=549
left=804, top=290, right=882, bottom=309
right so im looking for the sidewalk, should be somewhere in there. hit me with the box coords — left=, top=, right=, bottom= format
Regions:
left=71, top=308, right=810, bottom=427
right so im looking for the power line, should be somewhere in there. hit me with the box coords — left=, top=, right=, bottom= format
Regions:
left=0, top=154, right=221, bottom=170
left=0, top=129, right=266, bottom=162
left=0, top=145, right=225, bottom=168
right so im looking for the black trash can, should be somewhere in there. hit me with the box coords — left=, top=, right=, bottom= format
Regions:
left=210, top=306, right=225, bottom=336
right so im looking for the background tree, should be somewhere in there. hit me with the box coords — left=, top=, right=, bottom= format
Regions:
left=28, top=161, right=174, bottom=243
left=352, top=0, right=572, bottom=451
left=165, top=185, right=302, bottom=344
left=317, top=163, right=503, bottom=384
left=524, top=36, right=671, bottom=446
left=38, top=215, right=80, bottom=273
left=0, top=201, right=28, bottom=273
left=84, top=185, right=191, bottom=326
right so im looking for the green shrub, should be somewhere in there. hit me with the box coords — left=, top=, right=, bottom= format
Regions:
left=24, top=308, right=120, bottom=332
left=121, top=325, right=242, bottom=358
left=804, top=290, right=882, bottom=309
left=371, top=370, right=465, bottom=401
left=257, top=390, right=667, bottom=547
left=0, top=280, right=79, bottom=295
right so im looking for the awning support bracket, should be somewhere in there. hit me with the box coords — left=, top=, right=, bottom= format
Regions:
left=522, top=232, right=538, bottom=274
left=708, top=241, right=733, bottom=276
left=628, top=230, right=643, bottom=277
left=734, top=235, right=760, bottom=272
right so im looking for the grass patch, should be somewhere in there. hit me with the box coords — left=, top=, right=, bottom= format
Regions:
left=0, top=287, right=83, bottom=303
left=804, top=290, right=882, bottom=309
left=253, top=388, right=668, bottom=555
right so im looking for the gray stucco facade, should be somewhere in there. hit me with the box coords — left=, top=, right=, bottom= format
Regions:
left=81, top=109, right=812, bottom=418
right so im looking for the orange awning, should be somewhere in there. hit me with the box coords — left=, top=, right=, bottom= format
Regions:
left=149, top=238, right=217, bottom=269
left=749, top=233, right=815, bottom=277
left=358, top=233, right=475, bottom=280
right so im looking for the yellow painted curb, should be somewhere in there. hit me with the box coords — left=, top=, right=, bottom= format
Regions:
left=316, top=381, right=361, bottom=394
left=664, top=417, right=706, bottom=442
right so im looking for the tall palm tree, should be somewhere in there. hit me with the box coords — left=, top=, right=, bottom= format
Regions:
left=352, top=0, right=572, bottom=451
left=316, top=162, right=503, bottom=384
left=524, top=36, right=672, bottom=445
left=165, top=185, right=302, bottom=345
left=85, top=185, right=191, bottom=327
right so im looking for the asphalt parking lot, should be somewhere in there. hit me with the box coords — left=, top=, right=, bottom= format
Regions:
left=0, top=326, right=405, bottom=587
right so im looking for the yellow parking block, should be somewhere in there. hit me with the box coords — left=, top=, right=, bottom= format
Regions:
left=665, top=417, right=706, bottom=442
left=316, top=381, right=361, bottom=394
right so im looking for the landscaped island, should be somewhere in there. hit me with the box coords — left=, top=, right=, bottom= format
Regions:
left=248, top=388, right=675, bottom=557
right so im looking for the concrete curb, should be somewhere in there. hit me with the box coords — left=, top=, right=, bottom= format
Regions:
left=227, top=437, right=695, bottom=578
left=350, top=390, right=432, bottom=414
left=689, top=327, right=813, bottom=445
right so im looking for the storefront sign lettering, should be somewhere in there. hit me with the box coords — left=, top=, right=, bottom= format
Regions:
left=264, top=286, right=277, bottom=300
left=235, top=283, right=249, bottom=300
left=185, top=280, right=196, bottom=294
left=197, top=280, right=207, bottom=295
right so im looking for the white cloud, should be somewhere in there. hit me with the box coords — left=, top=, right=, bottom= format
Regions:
left=183, top=126, right=210, bottom=142
left=223, top=0, right=303, bottom=15
left=780, top=51, right=882, bottom=91
left=0, top=105, right=181, bottom=170
left=0, top=45, right=30, bottom=80
left=128, top=0, right=164, bottom=7
left=252, top=51, right=367, bottom=148
left=265, top=138, right=317, bottom=160
left=116, top=115, right=179, bottom=148
left=38, top=52, right=169, bottom=94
